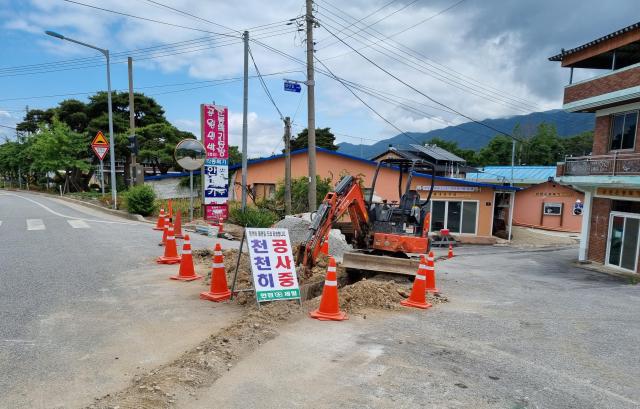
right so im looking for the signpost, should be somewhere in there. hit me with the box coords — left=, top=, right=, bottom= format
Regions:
left=201, top=104, right=229, bottom=223
left=284, top=80, right=302, bottom=93
left=174, top=138, right=206, bottom=221
left=246, top=228, right=301, bottom=303
left=91, top=131, right=109, bottom=196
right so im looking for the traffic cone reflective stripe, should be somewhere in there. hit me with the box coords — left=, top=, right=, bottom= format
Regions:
left=200, top=243, right=231, bottom=302
left=170, top=234, right=201, bottom=281
left=157, top=223, right=181, bottom=264
left=310, top=257, right=347, bottom=321
left=448, top=244, right=454, bottom=259
left=174, top=211, right=184, bottom=239
left=160, top=216, right=170, bottom=246
left=425, top=251, right=439, bottom=294
left=154, top=209, right=166, bottom=230
left=400, top=255, right=432, bottom=309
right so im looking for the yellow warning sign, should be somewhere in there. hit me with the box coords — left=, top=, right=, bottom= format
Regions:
left=92, top=131, right=108, bottom=146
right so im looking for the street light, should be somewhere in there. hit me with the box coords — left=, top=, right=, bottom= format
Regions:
left=45, top=30, right=118, bottom=209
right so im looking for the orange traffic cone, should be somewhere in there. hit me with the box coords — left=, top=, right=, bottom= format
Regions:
left=167, top=199, right=173, bottom=219
left=400, top=255, right=432, bottom=309
left=170, top=234, right=201, bottom=281
left=448, top=244, right=454, bottom=259
left=200, top=243, right=231, bottom=302
left=159, top=215, right=170, bottom=246
left=157, top=223, right=182, bottom=264
left=425, top=251, right=439, bottom=294
left=174, top=211, right=184, bottom=239
left=310, top=257, right=348, bottom=321
left=154, top=209, right=166, bottom=230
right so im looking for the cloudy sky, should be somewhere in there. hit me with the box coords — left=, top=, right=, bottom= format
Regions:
left=0, top=0, right=637, bottom=155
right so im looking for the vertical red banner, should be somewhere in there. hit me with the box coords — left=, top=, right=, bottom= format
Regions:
left=201, top=104, right=228, bottom=159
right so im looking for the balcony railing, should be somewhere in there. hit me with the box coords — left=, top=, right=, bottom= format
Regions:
left=563, top=152, right=640, bottom=176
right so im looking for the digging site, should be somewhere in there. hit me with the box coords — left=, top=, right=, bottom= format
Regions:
left=88, top=215, right=448, bottom=409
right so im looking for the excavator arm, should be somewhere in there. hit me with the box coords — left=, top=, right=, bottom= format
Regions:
left=296, top=175, right=369, bottom=268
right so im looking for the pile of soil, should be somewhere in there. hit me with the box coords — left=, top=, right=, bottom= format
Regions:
left=88, top=301, right=304, bottom=409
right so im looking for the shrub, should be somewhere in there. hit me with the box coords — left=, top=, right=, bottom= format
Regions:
left=275, top=175, right=333, bottom=214
left=125, top=184, right=157, bottom=216
left=228, top=204, right=278, bottom=227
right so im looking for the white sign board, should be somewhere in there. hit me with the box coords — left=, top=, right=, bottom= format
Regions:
left=246, top=228, right=301, bottom=302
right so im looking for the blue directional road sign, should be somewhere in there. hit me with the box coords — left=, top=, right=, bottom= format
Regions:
left=284, top=81, right=302, bottom=93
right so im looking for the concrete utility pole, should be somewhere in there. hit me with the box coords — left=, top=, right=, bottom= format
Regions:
left=284, top=116, right=292, bottom=214
left=127, top=57, right=142, bottom=186
left=305, top=0, right=317, bottom=212
left=241, top=30, right=249, bottom=210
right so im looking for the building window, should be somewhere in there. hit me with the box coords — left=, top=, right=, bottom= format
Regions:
left=430, top=200, right=478, bottom=234
left=610, top=111, right=637, bottom=151
left=252, top=183, right=276, bottom=201
left=607, top=212, right=640, bottom=272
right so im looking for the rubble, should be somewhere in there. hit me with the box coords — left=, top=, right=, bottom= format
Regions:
left=274, top=214, right=353, bottom=260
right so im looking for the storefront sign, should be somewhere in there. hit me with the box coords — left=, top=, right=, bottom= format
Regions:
left=596, top=187, right=640, bottom=199
left=201, top=104, right=229, bottom=219
left=417, top=185, right=479, bottom=192
left=246, top=228, right=301, bottom=302
left=205, top=203, right=229, bottom=221
left=535, top=191, right=573, bottom=197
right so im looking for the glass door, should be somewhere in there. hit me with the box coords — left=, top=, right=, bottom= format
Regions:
left=607, top=213, right=640, bottom=272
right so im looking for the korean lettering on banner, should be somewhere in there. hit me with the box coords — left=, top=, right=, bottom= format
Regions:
left=246, top=228, right=301, bottom=302
left=201, top=104, right=228, bottom=159
left=201, top=104, right=229, bottom=217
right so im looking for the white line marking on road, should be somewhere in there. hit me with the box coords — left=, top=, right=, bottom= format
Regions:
left=67, top=219, right=90, bottom=229
left=7, top=193, right=137, bottom=225
left=26, top=219, right=45, bottom=231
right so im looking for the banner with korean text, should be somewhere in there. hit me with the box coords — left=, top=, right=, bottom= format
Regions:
left=246, top=228, right=301, bottom=302
left=201, top=104, right=229, bottom=220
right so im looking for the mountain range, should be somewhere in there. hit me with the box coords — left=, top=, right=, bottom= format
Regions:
left=337, top=109, right=594, bottom=159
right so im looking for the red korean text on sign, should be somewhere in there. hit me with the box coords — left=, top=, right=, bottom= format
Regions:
left=202, top=104, right=228, bottom=159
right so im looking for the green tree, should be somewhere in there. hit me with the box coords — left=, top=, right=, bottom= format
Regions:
left=290, top=127, right=338, bottom=151
left=561, top=130, right=593, bottom=157
left=136, top=122, right=195, bottom=174
left=522, top=123, right=561, bottom=165
left=228, top=145, right=242, bottom=166
left=28, top=118, right=91, bottom=191
left=477, top=135, right=514, bottom=165
left=275, top=175, right=333, bottom=214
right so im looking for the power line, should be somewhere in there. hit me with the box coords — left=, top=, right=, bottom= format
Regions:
left=141, top=0, right=240, bottom=33
left=317, top=0, right=540, bottom=111
left=317, top=12, right=538, bottom=113
left=314, top=0, right=400, bottom=46
left=316, top=0, right=421, bottom=51
left=319, top=24, right=522, bottom=142
left=248, top=45, right=285, bottom=121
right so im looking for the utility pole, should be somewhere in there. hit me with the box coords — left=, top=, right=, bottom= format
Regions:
left=284, top=116, right=292, bottom=214
left=127, top=57, right=142, bottom=186
left=511, top=138, right=516, bottom=185
left=241, top=30, right=249, bottom=210
left=305, top=0, right=317, bottom=212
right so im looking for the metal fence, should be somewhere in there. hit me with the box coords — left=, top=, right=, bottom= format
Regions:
left=564, top=153, right=640, bottom=176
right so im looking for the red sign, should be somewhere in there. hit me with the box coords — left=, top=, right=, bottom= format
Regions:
left=91, top=131, right=109, bottom=161
left=205, top=204, right=228, bottom=221
left=201, top=104, right=228, bottom=159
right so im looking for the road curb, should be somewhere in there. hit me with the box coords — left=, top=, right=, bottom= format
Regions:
left=2, top=189, right=151, bottom=223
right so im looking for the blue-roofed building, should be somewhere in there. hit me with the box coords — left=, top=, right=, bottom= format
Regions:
left=465, top=166, right=557, bottom=186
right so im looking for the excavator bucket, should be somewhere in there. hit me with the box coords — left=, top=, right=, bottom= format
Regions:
left=341, top=251, right=421, bottom=277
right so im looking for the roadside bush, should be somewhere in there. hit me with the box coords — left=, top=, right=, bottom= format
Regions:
left=228, top=204, right=278, bottom=227
left=124, top=184, right=157, bottom=216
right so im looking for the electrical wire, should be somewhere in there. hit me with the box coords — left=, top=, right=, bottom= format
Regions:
left=248, top=45, right=285, bottom=121
left=319, top=23, right=523, bottom=141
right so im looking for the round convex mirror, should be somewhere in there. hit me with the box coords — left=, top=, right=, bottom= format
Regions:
left=174, top=139, right=206, bottom=170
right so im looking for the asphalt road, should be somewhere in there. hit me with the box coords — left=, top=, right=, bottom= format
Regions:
left=185, top=247, right=640, bottom=409
left=0, top=190, right=242, bottom=408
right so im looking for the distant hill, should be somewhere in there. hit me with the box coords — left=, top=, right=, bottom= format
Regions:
left=337, top=109, right=594, bottom=159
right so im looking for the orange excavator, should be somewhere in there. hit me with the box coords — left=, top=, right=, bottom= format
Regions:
left=296, top=158, right=435, bottom=274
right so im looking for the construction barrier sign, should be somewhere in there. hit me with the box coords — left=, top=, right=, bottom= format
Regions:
left=246, top=228, right=301, bottom=302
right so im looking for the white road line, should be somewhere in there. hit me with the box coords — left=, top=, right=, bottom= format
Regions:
left=67, top=219, right=90, bottom=229
left=6, top=193, right=137, bottom=225
left=26, top=219, right=45, bottom=231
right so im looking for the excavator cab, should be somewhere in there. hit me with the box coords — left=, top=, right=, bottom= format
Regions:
left=365, top=158, right=435, bottom=255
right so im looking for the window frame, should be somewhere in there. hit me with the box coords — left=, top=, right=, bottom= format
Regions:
left=429, top=200, right=479, bottom=235
left=609, top=110, right=638, bottom=152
